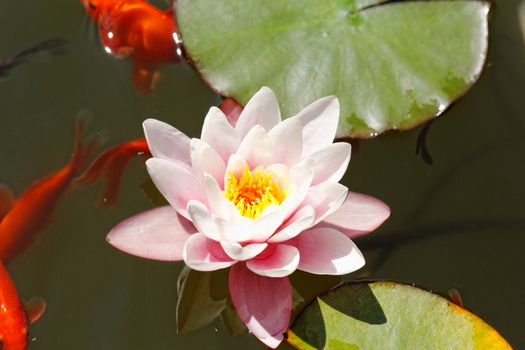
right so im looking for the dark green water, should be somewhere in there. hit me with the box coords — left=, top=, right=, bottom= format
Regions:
left=0, top=0, right=523, bottom=349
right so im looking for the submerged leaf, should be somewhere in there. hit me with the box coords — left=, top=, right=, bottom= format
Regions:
left=177, top=0, right=489, bottom=138
left=220, top=298, right=247, bottom=336
left=176, top=267, right=229, bottom=334
left=288, top=281, right=512, bottom=349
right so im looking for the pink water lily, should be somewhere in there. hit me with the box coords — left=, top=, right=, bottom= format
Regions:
left=107, top=87, right=390, bottom=348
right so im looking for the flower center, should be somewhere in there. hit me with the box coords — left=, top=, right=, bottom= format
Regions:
left=224, top=166, right=286, bottom=219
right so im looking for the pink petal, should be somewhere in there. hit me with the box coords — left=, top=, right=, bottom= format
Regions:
left=295, top=227, right=365, bottom=275
left=187, top=200, right=224, bottom=241
left=268, top=118, right=303, bottom=166
left=224, top=153, right=248, bottom=181
left=317, top=192, right=391, bottom=239
left=107, top=206, right=195, bottom=261
left=292, top=96, right=339, bottom=157
left=302, top=182, right=348, bottom=224
left=236, top=125, right=273, bottom=168
left=271, top=159, right=314, bottom=220
left=183, top=233, right=234, bottom=271
left=246, top=244, right=299, bottom=277
left=146, top=158, right=203, bottom=219
left=220, top=241, right=268, bottom=261
left=268, top=206, right=315, bottom=243
left=143, top=119, right=191, bottom=168
left=243, top=205, right=286, bottom=242
left=203, top=174, right=239, bottom=219
left=309, top=142, right=351, bottom=185
left=235, top=87, right=281, bottom=137
left=190, top=138, right=226, bottom=187
left=200, top=107, right=240, bottom=161
left=229, top=263, right=291, bottom=348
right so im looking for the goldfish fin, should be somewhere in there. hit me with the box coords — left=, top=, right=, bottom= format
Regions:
left=70, top=118, right=100, bottom=176
left=78, top=139, right=150, bottom=206
left=131, top=60, right=160, bottom=95
left=0, top=183, right=15, bottom=221
left=448, top=288, right=464, bottom=307
left=24, top=297, right=46, bottom=324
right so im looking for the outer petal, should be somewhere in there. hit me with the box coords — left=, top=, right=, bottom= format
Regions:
left=107, top=206, right=196, bottom=261
left=200, top=107, right=240, bottom=161
left=295, top=227, right=365, bottom=275
left=229, top=264, right=291, bottom=348
left=235, top=86, right=281, bottom=137
left=183, top=233, right=234, bottom=271
left=268, top=118, right=303, bottom=166
left=220, top=241, right=268, bottom=261
left=302, top=182, right=348, bottom=224
left=143, top=119, right=191, bottom=168
left=309, top=142, right=351, bottom=185
left=317, top=192, right=391, bottom=239
left=146, top=158, right=202, bottom=219
left=246, top=244, right=300, bottom=277
left=236, top=125, right=273, bottom=168
left=292, top=96, right=339, bottom=157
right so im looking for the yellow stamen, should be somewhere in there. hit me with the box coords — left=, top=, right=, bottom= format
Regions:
left=224, top=166, right=286, bottom=219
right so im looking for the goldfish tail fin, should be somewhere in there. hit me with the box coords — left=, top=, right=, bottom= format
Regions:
left=77, top=139, right=150, bottom=206
left=69, top=118, right=100, bottom=176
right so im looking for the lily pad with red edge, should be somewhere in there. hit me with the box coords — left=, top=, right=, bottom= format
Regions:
left=287, top=281, right=513, bottom=349
left=176, top=0, right=489, bottom=138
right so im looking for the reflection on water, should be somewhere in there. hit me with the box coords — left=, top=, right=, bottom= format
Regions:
left=0, top=0, right=524, bottom=349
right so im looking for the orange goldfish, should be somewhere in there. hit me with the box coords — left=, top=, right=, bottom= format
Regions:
left=81, top=0, right=182, bottom=94
left=0, top=262, right=45, bottom=350
left=0, top=121, right=96, bottom=263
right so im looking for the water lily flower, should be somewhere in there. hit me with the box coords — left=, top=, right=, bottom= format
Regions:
left=107, top=87, right=390, bottom=348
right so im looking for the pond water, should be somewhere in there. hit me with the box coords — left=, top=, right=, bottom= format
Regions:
left=0, top=0, right=523, bottom=349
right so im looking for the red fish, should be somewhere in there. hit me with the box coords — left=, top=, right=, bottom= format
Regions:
left=0, top=262, right=45, bottom=350
left=80, top=98, right=243, bottom=204
left=0, top=121, right=96, bottom=263
left=81, top=0, right=182, bottom=94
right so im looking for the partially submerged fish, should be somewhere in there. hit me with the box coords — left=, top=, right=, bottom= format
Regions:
left=0, top=121, right=96, bottom=263
left=81, top=0, right=182, bottom=94
left=0, top=262, right=45, bottom=350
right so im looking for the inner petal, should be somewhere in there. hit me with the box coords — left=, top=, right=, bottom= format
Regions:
left=224, top=165, right=287, bottom=219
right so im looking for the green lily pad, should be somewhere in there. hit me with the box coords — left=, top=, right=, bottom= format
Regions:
left=287, top=281, right=512, bottom=349
left=176, top=0, right=489, bottom=138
